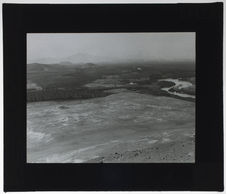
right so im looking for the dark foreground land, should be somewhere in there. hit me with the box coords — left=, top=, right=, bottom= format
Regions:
left=27, top=62, right=195, bottom=163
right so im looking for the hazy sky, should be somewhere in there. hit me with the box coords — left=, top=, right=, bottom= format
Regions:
left=27, top=33, right=195, bottom=64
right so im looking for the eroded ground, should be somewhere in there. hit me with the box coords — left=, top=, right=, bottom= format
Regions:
left=27, top=90, right=195, bottom=163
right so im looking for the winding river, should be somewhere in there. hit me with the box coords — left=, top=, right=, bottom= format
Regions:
left=158, top=78, right=195, bottom=99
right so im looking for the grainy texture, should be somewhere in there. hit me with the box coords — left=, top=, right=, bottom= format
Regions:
left=27, top=91, right=195, bottom=163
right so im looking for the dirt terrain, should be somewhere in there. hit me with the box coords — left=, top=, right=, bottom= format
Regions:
left=27, top=63, right=195, bottom=163
left=27, top=90, right=195, bottom=163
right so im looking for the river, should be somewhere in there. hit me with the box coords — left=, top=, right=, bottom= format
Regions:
left=158, top=78, right=195, bottom=99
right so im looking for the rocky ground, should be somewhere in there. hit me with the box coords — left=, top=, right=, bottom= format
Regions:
left=27, top=90, right=195, bottom=163
left=87, top=128, right=195, bottom=163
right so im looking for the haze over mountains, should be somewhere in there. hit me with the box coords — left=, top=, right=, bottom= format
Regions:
left=28, top=53, right=113, bottom=65
left=27, top=33, right=195, bottom=65
left=28, top=52, right=195, bottom=66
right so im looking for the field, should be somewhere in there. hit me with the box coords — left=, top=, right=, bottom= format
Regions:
left=27, top=62, right=195, bottom=163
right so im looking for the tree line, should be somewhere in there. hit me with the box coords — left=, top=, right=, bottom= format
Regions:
left=27, top=88, right=107, bottom=102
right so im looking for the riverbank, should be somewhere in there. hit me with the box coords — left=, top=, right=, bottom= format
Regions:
left=158, top=78, right=195, bottom=99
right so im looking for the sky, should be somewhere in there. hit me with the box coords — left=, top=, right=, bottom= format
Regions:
left=27, top=32, right=195, bottom=64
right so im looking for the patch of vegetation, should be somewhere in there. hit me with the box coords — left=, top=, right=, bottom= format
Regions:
left=158, top=81, right=175, bottom=88
left=27, top=88, right=109, bottom=102
left=27, top=63, right=195, bottom=102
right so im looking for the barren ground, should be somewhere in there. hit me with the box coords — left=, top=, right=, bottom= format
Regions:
left=27, top=90, right=195, bottom=163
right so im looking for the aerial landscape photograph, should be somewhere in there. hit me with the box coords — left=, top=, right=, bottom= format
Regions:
left=27, top=32, right=195, bottom=163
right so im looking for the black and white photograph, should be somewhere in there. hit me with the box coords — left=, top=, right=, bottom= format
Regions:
left=27, top=32, right=196, bottom=163
left=3, top=2, right=224, bottom=191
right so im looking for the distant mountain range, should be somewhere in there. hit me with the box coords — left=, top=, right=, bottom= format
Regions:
left=27, top=62, right=98, bottom=73
left=27, top=52, right=159, bottom=65
left=28, top=52, right=195, bottom=66
left=28, top=53, right=113, bottom=65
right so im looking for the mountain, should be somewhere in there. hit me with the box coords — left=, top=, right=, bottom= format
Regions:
left=59, top=61, right=74, bottom=65
left=62, top=53, right=113, bottom=65
left=27, top=57, right=60, bottom=64
left=28, top=53, right=111, bottom=65
left=27, top=63, right=51, bottom=71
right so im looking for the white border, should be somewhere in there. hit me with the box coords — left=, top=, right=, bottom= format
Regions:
left=0, top=1, right=224, bottom=194
left=0, top=0, right=224, bottom=3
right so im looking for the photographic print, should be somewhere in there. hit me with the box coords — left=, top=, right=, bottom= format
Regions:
left=27, top=32, right=195, bottom=163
